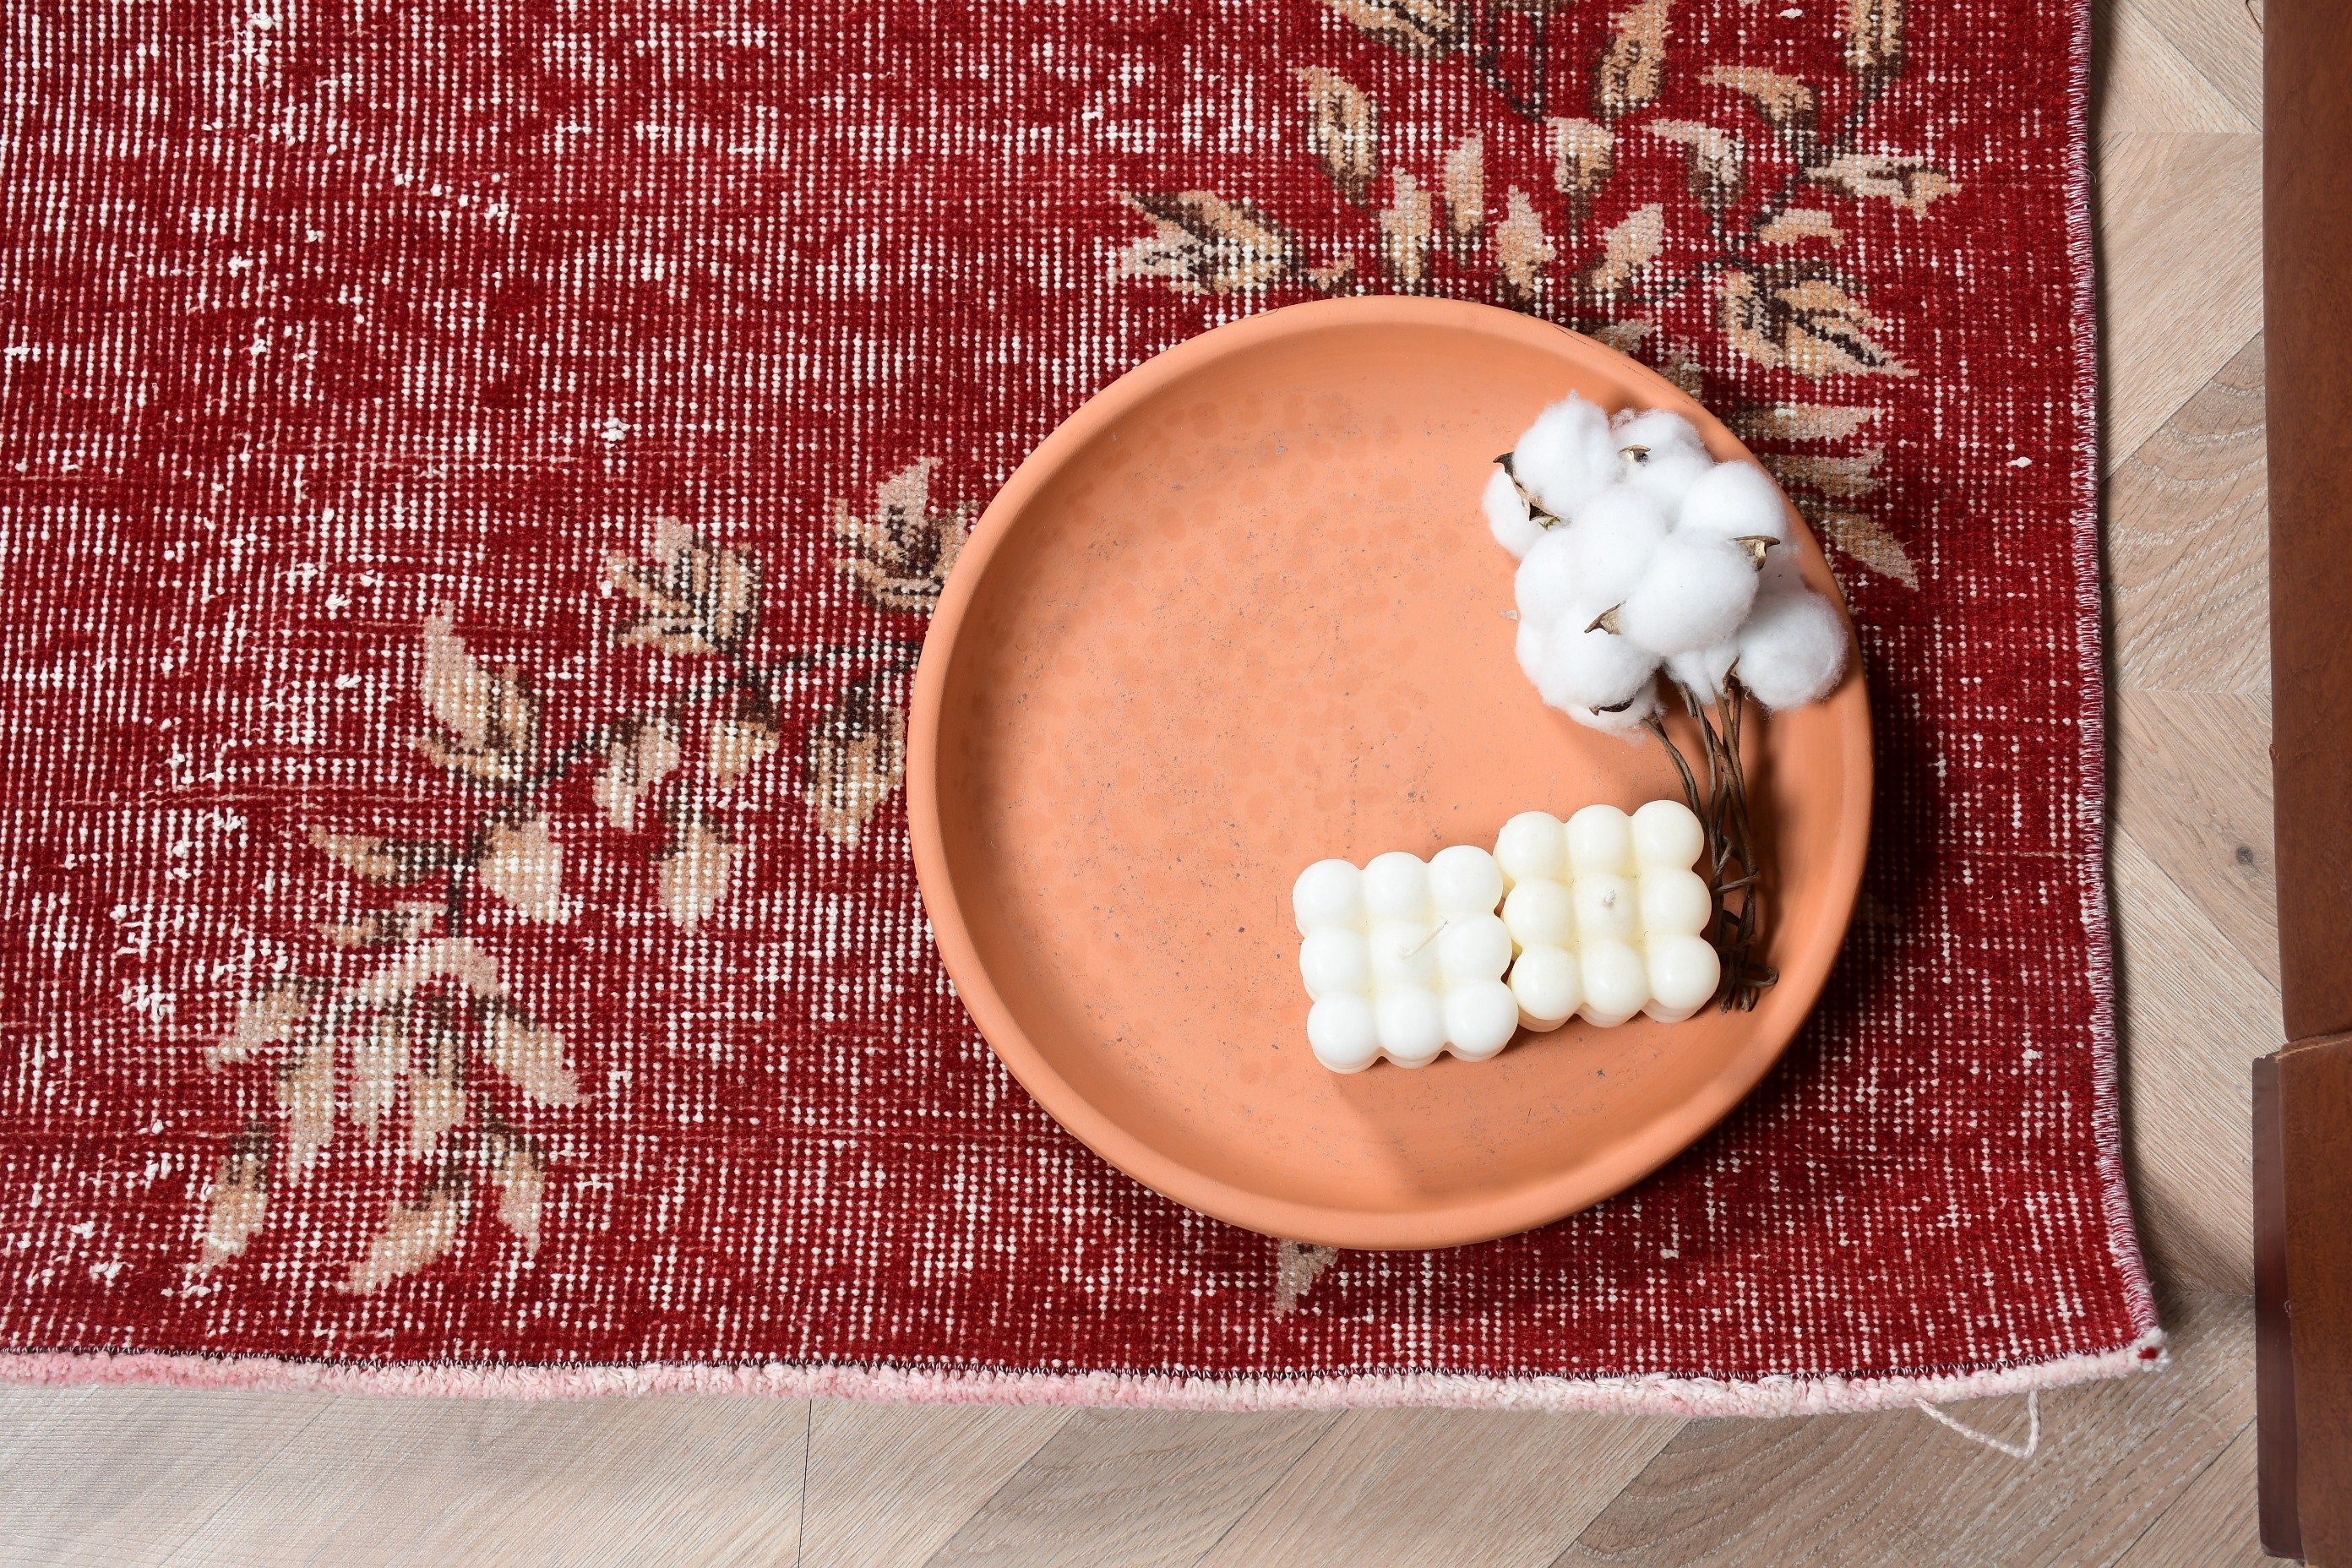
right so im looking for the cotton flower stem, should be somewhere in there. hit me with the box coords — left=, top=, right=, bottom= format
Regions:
left=1651, top=681, right=1778, bottom=1011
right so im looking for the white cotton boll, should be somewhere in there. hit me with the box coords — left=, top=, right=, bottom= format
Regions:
left=1511, top=394, right=1620, bottom=519
left=1610, top=406, right=1708, bottom=466
left=1610, top=408, right=1714, bottom=514
left=1361, top=852, right=1432, bottom=922
left=1513, top=531, right=1582, bottom=627
left=1735, top=587, right=1849, bottom=710
left=1509, top=945, right=1582, bottom=1030
left=1516, top=617, right=1549, bottom=685
left=1563, top=682, right=1663, bottom=736
left=1534, top=620, right=1658, bottom=713
left=1494, top=812, right=1567, bottom=885
left=1614, top=532, right=1761, bottom=656
left=1678, top=460, right=1791, bottom=546
left=1484, top=466, right=1549, bottom=560
left=1560, top=487, right=1670, bottom=605
left=1429, top=845, right=1505, bottom=917
left=1307, top=995, right=1381, bottom=1073
left=1625, top=445, right=1716, bottom=514
left=1293, top=859, right=1363, bottom=934
left=1445, top=981, right=1522, bottom=1061
left=1665, top=640, right=1737, bottom=702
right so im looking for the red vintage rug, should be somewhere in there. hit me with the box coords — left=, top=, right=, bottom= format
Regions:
left=0, top=0, right=2159, bottom=1410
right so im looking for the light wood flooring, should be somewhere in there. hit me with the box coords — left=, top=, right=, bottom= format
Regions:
left=0, top=1, right=2279, bottom=1561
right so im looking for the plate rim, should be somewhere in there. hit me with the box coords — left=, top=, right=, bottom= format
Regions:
left=908, top=295, right=1874, bottom=1250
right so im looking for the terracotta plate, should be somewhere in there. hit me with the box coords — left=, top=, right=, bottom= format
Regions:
left=909, top=297, right=1872, bottom=1250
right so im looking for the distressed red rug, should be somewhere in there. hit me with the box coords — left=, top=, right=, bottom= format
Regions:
left=0, top=0, right=2159, bottom=1410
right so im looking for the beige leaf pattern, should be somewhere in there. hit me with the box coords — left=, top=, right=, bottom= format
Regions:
left=1584, top=202, right=1665, bottom=297
left=1116, top=193, right=1302, bottom=296
left=1805, top=152, right=1954, bottom=215
left=1548, top=117, right=1614, bottom=200
left=593, top=717, right=682, bottom=831
left=487, top=1127, right=547, bottom=1255
left=482, top=1002, right=581, bottom=1107
left=834, top=458, right=973, bottom=616
left=415, top=612, right=536, bottom=787
left=1317, top=0, right=1467, bottom=58
left=608, top=521, right=764, bottom=658
left=1441, top=135, right=1484, bottom=248
left=1303, top=256, right=1361, bottom=293
left=1704, top=64, right=1817, bottom=133
left=1590, top=318, right=1654, bottom=355
left=319, top=901, right=443, bottom=950
left=406, top=1014, right=466, bottom=1158
left=1718, top=270, right=1913, bottom=378
left=342, top=1178, right=468, bottom=1294
left=476, top=813, right=570, bottom=923
left=1298, top=67, right=1379, bottom=204
left=803, top=678, right=907, bottom=847
left=1813, top=506, right=1919, bottom=589
left=213, top=981, right=311, bottom=1067
left=277, top=1032, right=336, bottom=1183
left=1493, top=187, right=1555, bottom=308
left=1660, top=340, right=1705, bottom=400
left=1272, top=1240, right=1339, bottom=1316
left=659, top=808, right=740, bottom=932
left=193, top=1119, right=270, bottom=1274
left=1595, top=0, right=1672, bottom=119
left=353, top=936, right=507, bottom=1006
left=1729, top=403, right=1883, bottom=443
left=420, top=609, right=499, bottom=752
left=350, top=1007, right=406, bottom=1141
left=202, top=455, right=953, bottom=1281
left=706, top=697, right=784, bottom=787
left=1844, top=0, right=1904, bottom=79
left=308, top=830, right=456, bottom=885
left=1756, top=208, right=1845, bottom=247
left=1762, top=447, right=1886, bottom=499
left=1378, top=168, right=1433, bottom=288
left=1644, top=119, right=1745, bottom=213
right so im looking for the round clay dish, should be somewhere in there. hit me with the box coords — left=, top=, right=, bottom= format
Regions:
left=909, top=297, right=1871, bottom=1250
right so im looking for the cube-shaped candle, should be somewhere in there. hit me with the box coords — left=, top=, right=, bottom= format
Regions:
left=1494, top=800, right=1720, bottom=1029
left=1292, top=845, right=1521, bottom=1073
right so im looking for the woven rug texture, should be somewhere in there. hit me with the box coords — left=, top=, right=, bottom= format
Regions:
left=0, top=0, right=2160, bottom=1409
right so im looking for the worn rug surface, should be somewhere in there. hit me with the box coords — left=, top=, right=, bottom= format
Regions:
left=0, top=0, right=2160, bottom=1409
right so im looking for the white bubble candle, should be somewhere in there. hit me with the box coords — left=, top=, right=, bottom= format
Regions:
left=1494, top=800, right=1719, bottom=1030
left=1290, top=800, right=1720, bottom=1073
left=1292, top=845, right=1520, bottom=1073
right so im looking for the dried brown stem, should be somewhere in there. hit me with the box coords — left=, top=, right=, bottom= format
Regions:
left=1650, top=681, right=1778, bottom=1010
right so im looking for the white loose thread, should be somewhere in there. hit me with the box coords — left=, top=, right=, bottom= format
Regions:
left=1914, top=1391, right=2040, bottom=1460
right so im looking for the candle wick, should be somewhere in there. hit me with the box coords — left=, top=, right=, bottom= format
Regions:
left=1407, top=918, right=1451, bottom=956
